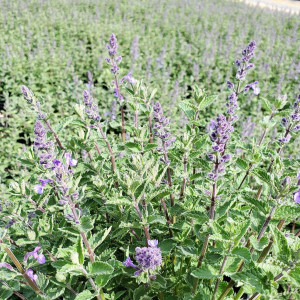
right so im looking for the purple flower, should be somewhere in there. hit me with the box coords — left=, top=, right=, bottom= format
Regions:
left=34, top=178, right=52, bottom=194
left=83, top=90, right=101, bottom=121
left=294, top=189, right=300, bottom=204
left=24, top=246, right=46, bottom=264
left=226, top=81, right=234, bottom=89
left=121, top=72, right=136, bottom=84
left=65, top=153, right=77, bottom=167
left=122, top=256, right=138, bottom=269
left=26, top=269, right=38, bottom=283
left=0, top=262, right=13, bottom=270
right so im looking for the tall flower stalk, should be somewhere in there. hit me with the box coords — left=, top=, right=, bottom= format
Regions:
left=193, top=41, right=258, bottom=295
left=105, top=34, right=126, bottom=142
left=153, top=101, right=176, bottom=222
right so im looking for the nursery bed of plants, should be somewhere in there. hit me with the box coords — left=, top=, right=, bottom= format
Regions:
left=0, top=0, right=299, bottom=299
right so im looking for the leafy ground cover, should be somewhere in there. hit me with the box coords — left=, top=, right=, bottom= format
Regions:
left=0, top=0, right=299, bottom=299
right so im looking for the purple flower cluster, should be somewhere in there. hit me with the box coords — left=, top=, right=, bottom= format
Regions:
left=33, top=120, right=55, bottom=169
left=207, top=114, right=233, bottom=180
left=122, top=240, right=162, bottom=277
left=21, top=85, right=46, bottom=119
left=83, top=90, right=100, bottom=121
left=153, top=101, right=176, bottom=159
left=24, top=246, right=46, bottom=264
left=105, top=34, right=121, bottom=75
left=235, top=41, right=256, bottom=81
left=279, top=95, right=300, bottom=143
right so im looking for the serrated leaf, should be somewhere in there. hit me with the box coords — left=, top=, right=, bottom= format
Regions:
left=251, top=168, right=273, bottom=187
left=240, top=194, right=268, bottom=214
left=76, top=237, right=84, bottom=264
left=75, top=290, right=94, bottom=300
left=89, top=262, right=114, bottom=275
left=159, top=239, right=177, bottom=255
left=191, top=265, right=219, bottom=279
left=95, top=274, right=111, bottom=287
left=106, top=197, right=132, bottom=206
left=80, top=216, right=94, bottom=233
left=236, top=158, right=248, bottom=171
left=179, top=101, right=196, bottom=121
left=249, top=236, right=269, bottom=250
left=270, top=225, right=291, bottom=263
left=198, top=95, right=217, bottom=111
left=234, top=221, right=250, bottom=244
left=273, top=205, right=300, bottom=221
left=125, top=142, right=141, bottom=152
left=261, top=97, right=273, bottom=113
left=230, top=267, right=270, bottom=294
left=144, top=143, right=158, bottom=152
left=231, top=247, right=251, bottom=262
left=90, top=227, right=112, bottom=251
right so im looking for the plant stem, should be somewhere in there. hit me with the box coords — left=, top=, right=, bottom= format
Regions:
left=113, top=75, right=126, bottom=142
left=234, top=286, right=244, bottom=300
left=179, top=152, right=188, bottom=202
left=66, top=196, right=95, bottom=261
left=161, top=198, right=173, bottom=237
left=81, top=267, right=103, bottom=300
left=133, top=198, right=150, bottom=244
left=212, top=243, right=233, bottom=300
left=97, top=123, right=116, bottom=173
left=4, top=248, right=43, bottom=295
left=44, top=119, right=64, bottom=150
left=162, top=141, right=175, bottom=223
left=192, top=233, right=210, bottom=294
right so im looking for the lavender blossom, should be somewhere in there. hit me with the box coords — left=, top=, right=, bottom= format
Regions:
left=34, top=178, right=52, bottom=194
left=153, top=101, right=176, bottom=157
left=278, top=95, right=300, bottom=143
left=26, top=269, right=38, bottom=283
left=105, top=34, right=121, bottom=75
left=83, top=90, right=100, bottom=121
left=0, top=262, right=13, bottom=270
left=33, top=121, right=54, bottom=169
left=122, top=240, right=162, bottom=277
left=24, top=246, right=46, bottom=264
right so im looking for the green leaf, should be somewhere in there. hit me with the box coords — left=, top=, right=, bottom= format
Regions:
left=179, top=101, right=196, bottom=121
left=76, top=237, right=84, bottom=264
left=144, top=143, right=158, bottom=152
left=90, top=227, right=112, bottom=251
left=236, top=158, right=248, bottom=171
left=273, top=205, right=300, bottom=221
left=234, top=221, right=250, bottom=244
left=261, top=97, right=273, bottom=113
left=95, top=274, right=111, bottom=287
left=191, top=265, right=219, bottom=279
left=251, top=168, right=273, bottom=187
left=125, top=142, right=141, bottom=152
left=288, top=266, right=300, bottom=286
left=230, top=267, right=270, bottom=294
left=75, top=290, right=94, bottom=300
left=80, top=216, right=94, bottom=233
left=89, top=262, right=114, bottom=275
left=249, top=236, right=269, bottom=250
left=106, top=197, right=132, bottom=206
left=198, top=95, right=217, bottom=111
left=270, top=225, right=291, bottom=263
left=240, top=194, right=268, bottom=215
left=231, top=247, right=251, bottom=262
left=159, top=239, right=177, bottom=255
